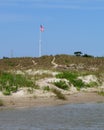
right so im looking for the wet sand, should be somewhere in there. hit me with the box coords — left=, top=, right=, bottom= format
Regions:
left=0, top=92, right=104, bottom=109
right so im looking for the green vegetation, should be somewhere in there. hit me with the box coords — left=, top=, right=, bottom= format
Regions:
left=74, top=51, right=83, bottom=56
left=56, top=72, right=85, bottom=90
left=56, top=71, right=78, bottom=80
left=56, top=71, right=98, bottom=90
left=0, top=55, right=104, bottom=96
left=72, top=79, right=85, bottom=90
left=0, top=72, right=37, bottom=95
left=52, top=88, right=66, bottom=100
left=54, top=80, right=69, bottom=90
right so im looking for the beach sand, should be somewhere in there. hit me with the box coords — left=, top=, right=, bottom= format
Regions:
left=0, top=92, right=104, bottom=109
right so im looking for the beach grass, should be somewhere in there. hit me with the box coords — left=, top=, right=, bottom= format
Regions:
left=0, top=72, right=37, bottom=95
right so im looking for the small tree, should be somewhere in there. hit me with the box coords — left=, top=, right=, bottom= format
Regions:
left=74, top=51, right=83, bottom=56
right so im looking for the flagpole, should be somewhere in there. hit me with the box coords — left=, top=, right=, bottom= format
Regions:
left=39, top=25, right=44, bottom=57
left=39, top=29, right=42, bottom=57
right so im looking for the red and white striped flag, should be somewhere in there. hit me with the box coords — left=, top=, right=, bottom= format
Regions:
left=40, top=25, right=44, bottom=32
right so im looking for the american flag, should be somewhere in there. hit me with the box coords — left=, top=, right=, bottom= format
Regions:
left=40, top=25, right=44, bottom=32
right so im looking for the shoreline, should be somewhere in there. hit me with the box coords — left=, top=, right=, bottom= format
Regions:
left=0, top=92, right=104, bottom=109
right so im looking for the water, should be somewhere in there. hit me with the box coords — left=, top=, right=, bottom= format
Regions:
left=0, top=103, right=104, bottom=130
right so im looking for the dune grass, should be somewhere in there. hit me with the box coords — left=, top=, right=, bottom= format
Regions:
left=56, top=71, right=99, bottom=90
left=0, top=72, right=38, bottom=95
left=56, top=71, right=85, bottom=90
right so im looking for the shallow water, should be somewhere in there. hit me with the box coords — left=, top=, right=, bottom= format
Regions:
left=0, top=103, right=104, bottom=130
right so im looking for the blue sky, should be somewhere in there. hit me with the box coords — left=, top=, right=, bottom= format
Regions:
left=0, top=0, right=104, bottom=58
